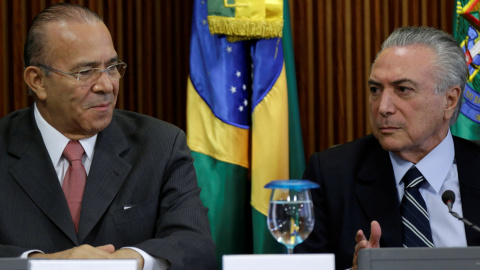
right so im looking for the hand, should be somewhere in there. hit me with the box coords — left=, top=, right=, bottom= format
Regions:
left=352, top=220, right=382, bottom=270
left=28, top=244, right=115, bottom=259
left=111, top=248, right=145, bottom=270
left=28, top=245, right=144, bottom=270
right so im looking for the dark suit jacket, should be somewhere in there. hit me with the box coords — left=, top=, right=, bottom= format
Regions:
left=0, top=107, right=216, bottom=270
left=295, top=134, right=480, bottom=270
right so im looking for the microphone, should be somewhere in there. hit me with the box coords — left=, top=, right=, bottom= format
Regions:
left=441, top=190, right=455, bottom=211
left=442, top=190, right=480, bottom=233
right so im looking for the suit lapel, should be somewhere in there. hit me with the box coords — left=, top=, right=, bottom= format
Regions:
left=355, top=140, right=403, bottom=247
left=8, top=107, right=78, bottom=244
left=454, top=137, right=480, bottom=246
left=78, top=115, right=132, bottom=242
left=354, top=137, right=480, bottom=247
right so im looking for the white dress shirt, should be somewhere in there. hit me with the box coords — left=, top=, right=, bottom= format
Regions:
left=389, top=130, right=467, bottom=247
left=20, top=103, right=169, bottom=270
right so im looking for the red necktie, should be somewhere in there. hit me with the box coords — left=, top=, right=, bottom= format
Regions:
left=62, top=141, right=87, bottom=233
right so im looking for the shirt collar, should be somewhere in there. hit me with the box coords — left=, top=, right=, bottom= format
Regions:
left=34, top=103, right=97, bottom=165
left=389, top=129, right=455, bottom=194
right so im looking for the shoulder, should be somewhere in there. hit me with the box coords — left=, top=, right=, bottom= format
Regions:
left=112, top=109, right=183, bottom=139
left=0, top=107, right=31, bottom=139
left=107, top=110, right=190, bottom=157
left=310, top=134, right=380, bottom=163
left=304, top=134, right=383, bottom=181
left=453, top=135, right=480, bottom=151
left=453, top=135, right=480, bottom=156
left=0, top=107, right=30, bottom=126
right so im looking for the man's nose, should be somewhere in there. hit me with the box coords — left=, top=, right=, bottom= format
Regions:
left=92, top=71, right=114, bottom=93
left=378, top=90, right=396, bottom=116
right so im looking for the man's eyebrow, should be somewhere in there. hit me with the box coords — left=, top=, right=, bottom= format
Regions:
left=70, top=61, right=100, bottom=71
left=392, top=78, right=418, bottom=88
left=106, top=56, right=119, bottom=65
left=70, top=57, right=119, bottom=71
left=368, top=79, right=382, bottom=86
left=368, top=78, right=419, bottom=88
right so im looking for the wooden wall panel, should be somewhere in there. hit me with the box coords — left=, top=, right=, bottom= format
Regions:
left=0, top=0, right=455, bottom=162
left=0, top=0, right=6, bottom=117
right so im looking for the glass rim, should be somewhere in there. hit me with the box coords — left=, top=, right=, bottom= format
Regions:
left=37, top=61, right=127, bottom=83
left=264, top=179, right=320, bottom=190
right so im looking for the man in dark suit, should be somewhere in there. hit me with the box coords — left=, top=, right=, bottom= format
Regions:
left=0, top=3, right=215, bottom=270
left=295, top=26, right=480, bottom=270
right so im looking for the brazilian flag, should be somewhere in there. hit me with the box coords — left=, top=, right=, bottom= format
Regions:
left=186, top=0, right=305, bottom=267
left=451, top=0, right=480, bottom=139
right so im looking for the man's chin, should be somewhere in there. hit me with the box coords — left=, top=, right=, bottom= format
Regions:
left=376, top=136, right=404, bottom=152
left=82, top=115, right=113, bottom=135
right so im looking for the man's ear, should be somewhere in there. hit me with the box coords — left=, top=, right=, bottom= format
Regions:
left=444, top=85, right=461, bottom=120
left=24, top=66, right=47, bottom=100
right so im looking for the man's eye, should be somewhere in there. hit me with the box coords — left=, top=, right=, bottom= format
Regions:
left=78, top=69, right=95, bottom=77
left=107, top=65, right=120, bottom=75
left=398, top=87, right=410, bottom=93
left=369, top=86, right=378, bottom=93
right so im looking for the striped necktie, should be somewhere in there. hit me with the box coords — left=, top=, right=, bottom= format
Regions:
left=400, top=166, right=434, bottom=247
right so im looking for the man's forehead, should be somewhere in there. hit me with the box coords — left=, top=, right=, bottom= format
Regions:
left=370, top=45, right=435, bottom=76
left=391, top=46, right=410, bottom=56
left=44, top=22, right=97, bottom=52
left=57, top=26, right=79, bottom=43
left=44, top=21, right=116, bottom=65
left=378, top=44, right=435, bottom=61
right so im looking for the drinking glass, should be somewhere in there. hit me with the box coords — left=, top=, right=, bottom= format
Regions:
left=265, top=180, right=320, bottom=254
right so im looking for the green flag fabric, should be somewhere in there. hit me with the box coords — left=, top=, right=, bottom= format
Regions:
left=187, top=0, right=305, bottom=267
left=451, top=0, right=480, bottom=139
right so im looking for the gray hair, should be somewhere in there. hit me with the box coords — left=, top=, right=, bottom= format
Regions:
left=377, top=26, right=467, bottom=126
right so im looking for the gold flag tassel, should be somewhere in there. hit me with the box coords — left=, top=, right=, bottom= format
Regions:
left=208, top=0, right=284, bottom=42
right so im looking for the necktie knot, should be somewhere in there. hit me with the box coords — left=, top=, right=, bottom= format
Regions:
left=402, top=166, right=424, bottom=190
left=63, top=141, right=85, bottom=163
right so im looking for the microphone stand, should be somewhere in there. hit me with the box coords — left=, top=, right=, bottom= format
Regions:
left=447, top=202, right=480, bottom=233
